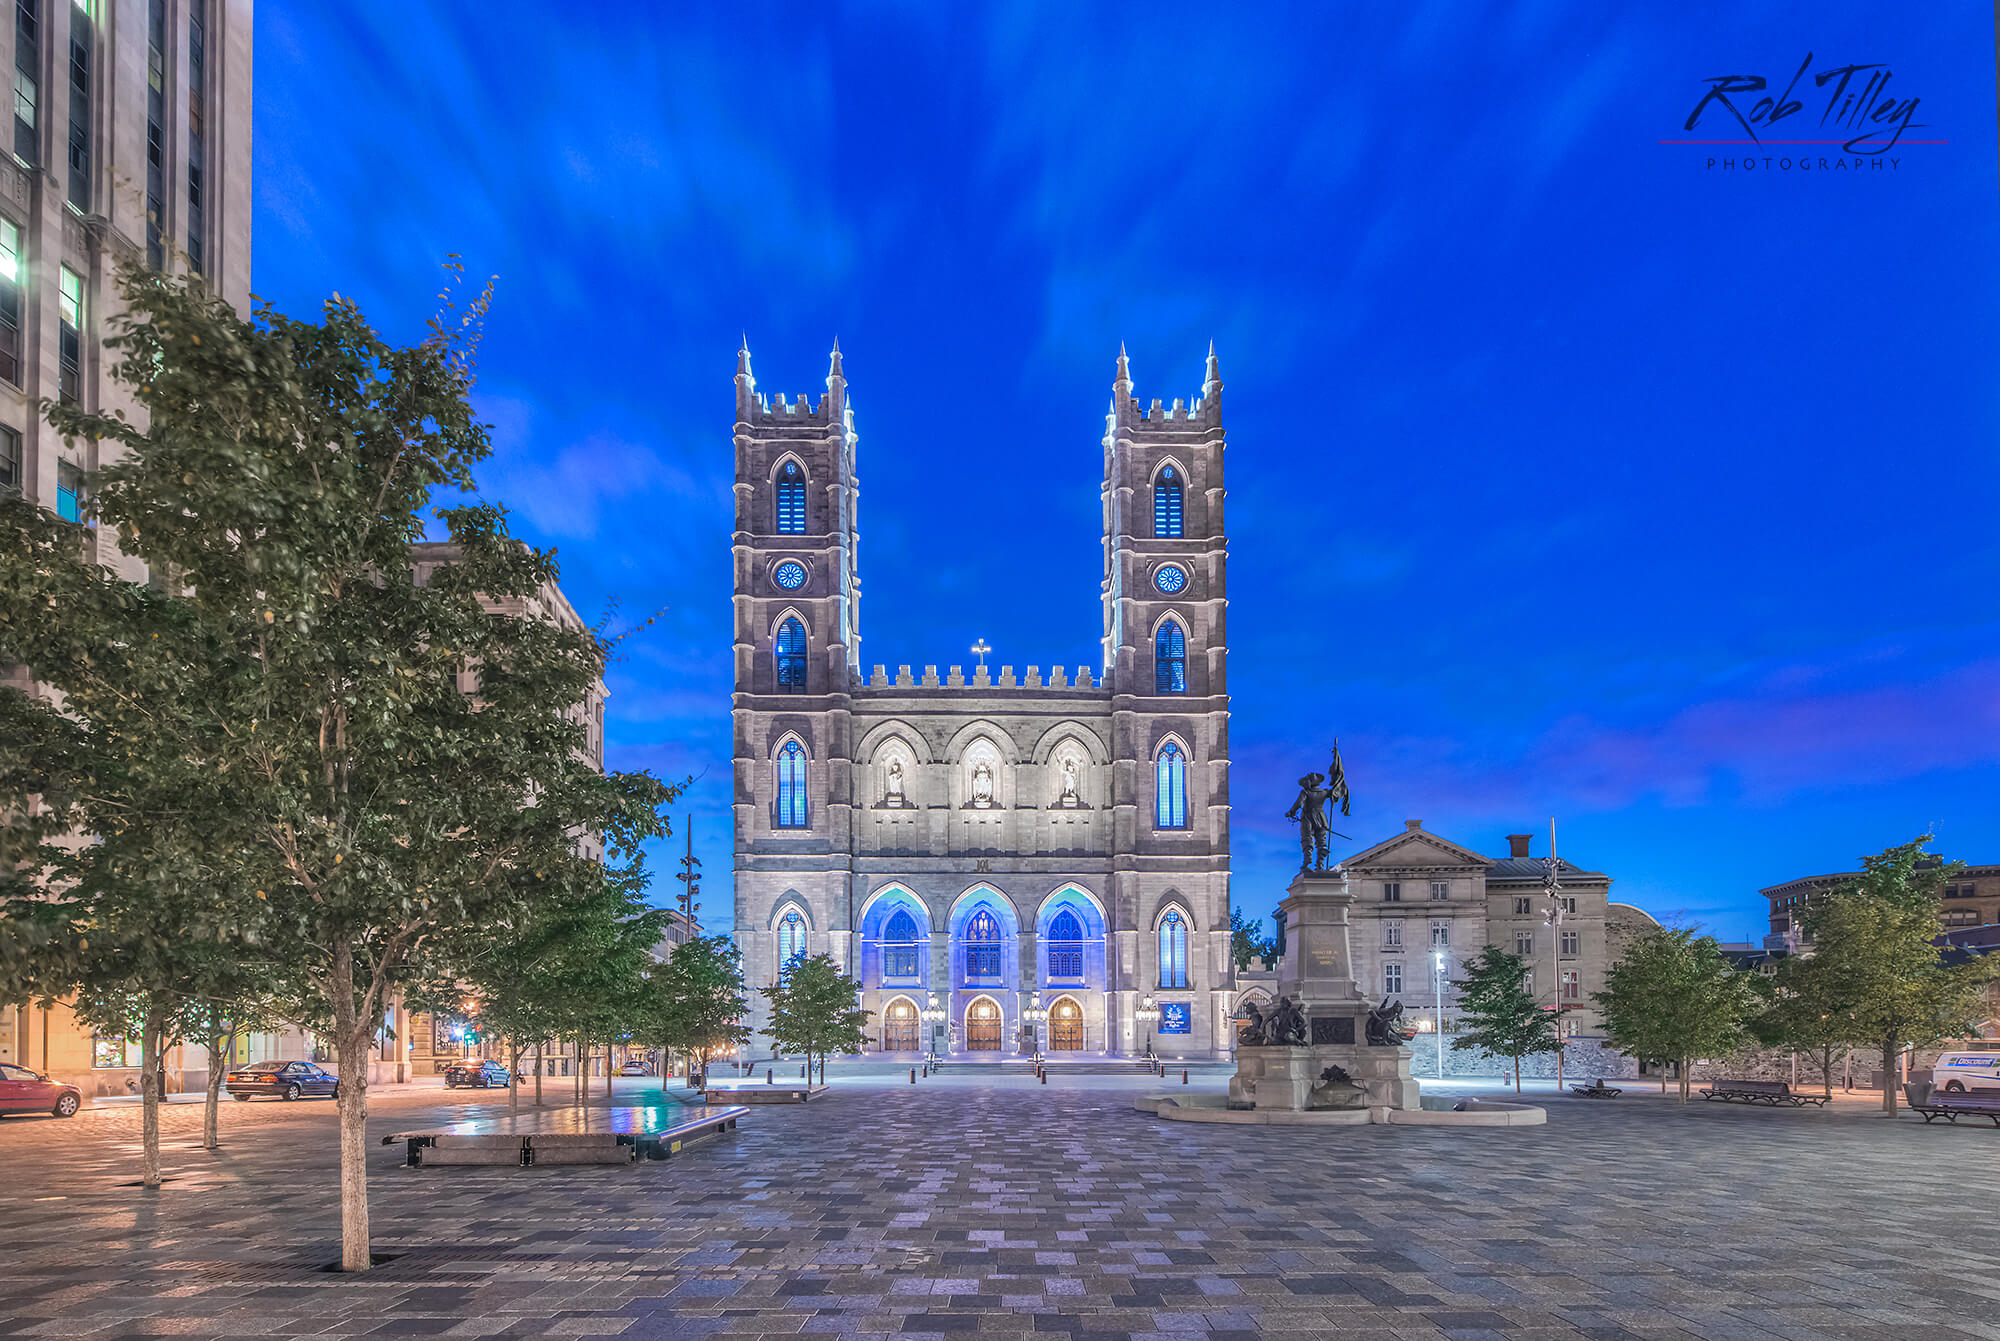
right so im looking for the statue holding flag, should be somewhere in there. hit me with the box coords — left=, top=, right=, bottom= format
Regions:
left=1284, top=741, right=1352, bottom=871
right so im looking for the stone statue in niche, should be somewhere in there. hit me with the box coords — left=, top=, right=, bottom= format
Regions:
left=970, top=761, right=995, bottom=808
left=884, top=757, right=907, bottom=806
left=1307, top=1064, right=1369, bottom=1110
left=1057, top=757, right=1082, bottom=807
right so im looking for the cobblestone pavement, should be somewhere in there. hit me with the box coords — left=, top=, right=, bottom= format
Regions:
left=2, top=1075, right=1997, bottom=1339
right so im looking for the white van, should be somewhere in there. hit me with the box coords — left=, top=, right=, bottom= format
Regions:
left=1932, top=1051, right=2000, bottom=1093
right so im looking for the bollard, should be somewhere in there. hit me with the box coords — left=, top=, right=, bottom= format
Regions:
left=910, top=1068, right=917, bottom=1085
left=1041, top=1069, right=1047, bottom=1085
left=1183, top=1068, right=1189, bottom=1085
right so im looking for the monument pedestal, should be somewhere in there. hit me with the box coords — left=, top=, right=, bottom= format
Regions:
left=1231, top=870, right=1420, bottom=1113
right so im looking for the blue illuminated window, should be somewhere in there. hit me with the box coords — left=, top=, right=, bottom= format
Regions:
left=773, top=560, right=806, bottom=590
left=1047, top=909, right=1083, bottom=979
left=1154, top=565, right=1186, bottom=595
left=776, top=460, right=806, bottom=534
left=1155, top=621, right=1186, bottom=695
left=1158, top=910, right=1188, bottom=988
left=56, top=460, right=81, bottom=522
left=1154, top=464, right=1183, bottom=537
left=777, top=909, right=806, bottom=980
left=965, top=909, right=1000, bottom=979
left=776, top=740, right=808, bottom=828
left=775, top=618, right=806, bottom=692
left=884, top=909, right=920, bottom=979
left=1155, top=742, right=1187, bottom=829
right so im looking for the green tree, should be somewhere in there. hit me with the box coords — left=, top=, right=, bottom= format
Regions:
left=0, top=265, right=678, bottom=1270
left=637, top=934, right=749, bottom=1089
left=1228, top=906, right=1274, bottom=973
left=1750, top=952, right=1854, bottom=1101
left=1594, top=928, right=1760, bottom=1103
left=1802, top=835, right=1993, bottom=1115
left=1449, top=947, right=1561, bottom=1092
left=761, top=952, right=869, bottom=1084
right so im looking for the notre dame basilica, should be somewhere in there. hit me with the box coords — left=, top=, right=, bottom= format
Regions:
left=731, top=342, right=1233, bottom=1060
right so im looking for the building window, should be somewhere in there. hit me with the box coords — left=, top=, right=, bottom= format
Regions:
left=775, top=459, right=806, bottom=534
left=145, top=0, right=163, bottom=269
left=965, top=909, right=1000, bottom=979
left=774, top=617, right=806, bottom=692
left=1047, top=909, right=1084, bottom=979
left=91, top=1032, right=134, bottom=1068
left=1561, top=896, right=1577, bottom=915
left=882, top=909, right=920, bottom=979
left=0, top=423, right=17, bottom=493
left=1382, top=882, right=1402, bottom=902
left=775, top=739, right=807, bottom=828
left=57, top=264, right=80, bottom=405
left=776, top=910, right=806, bottom=981
left=1430, top=921, right=1450, bottom=949
left=1384, top=962, right=1403, bottom=995
left=1945, top=910, right=1980, bottom=927
left=0, top=217, right=18, bottom=385
left=1561, top=930, right=1579, bottom=956
left=14, top=0, right=37, bottom=168
left=1560, top=969, right=1579, bottom=1002
left=1155, top=620, right=1186, bottom=694
left=1154, top=741, right=1187, bottom=829
left=1154, top=463, right=1184, bottom=537
left=1383, top=920, right=1403, bottom=949
left=1430, top=880, right=1449, bottom=901
left=55, top=459, right=81, bottom=521
left=186, top=1, right=205, bottom=272
left=1515, top=931, right=1533, bottom=957
left=1158, top=910, right=1188, bottom=988
left=64, top=0, right=86, bottom=211
left=1513, top=896, right=1532, bottom=915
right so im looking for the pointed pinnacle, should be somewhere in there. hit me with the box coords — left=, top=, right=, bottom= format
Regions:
left=736, top=336, right=753, bottom=380
left=1203, top=339, right=1221, bottom=390
left=1115, top=342, right=1131, bottom=387
left=828, top=336, right=844, bottom=381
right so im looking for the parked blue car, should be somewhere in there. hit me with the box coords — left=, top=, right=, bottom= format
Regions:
left=227, top=1060, right=339, bottom=1101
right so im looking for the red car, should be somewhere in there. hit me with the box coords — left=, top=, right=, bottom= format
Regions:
left=0, top=1062, right=82, bottom=1118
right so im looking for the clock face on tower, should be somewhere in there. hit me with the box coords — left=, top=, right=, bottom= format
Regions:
left=1154, top=564, right=1188, bottom=595
left=773, top=560, right=807, bottom=590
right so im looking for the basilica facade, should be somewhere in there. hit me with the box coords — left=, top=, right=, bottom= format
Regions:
left=731, top=343, right=1234, bottom=1060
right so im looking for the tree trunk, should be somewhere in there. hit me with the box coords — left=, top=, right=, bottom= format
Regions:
left=202, top=1022, right=233, bottom=1150
left=605, top=1042, right=613, bottom=1101
left=139, top=1001, right=168, bottom=1188
left=1881, top=1040, right=1898, bottom=1115
left=330, top=942, right=374, bottom=1272
left=1678, top=1058, right=1691, bottom=1104
left=1513, top=1058, right=1521, bottom=1094
left=534, top=1043, right=543, bottom=1106
left=508, top=1040, right=522, bottom=1115
left=1820, top=1044, right=1834, bottom=1101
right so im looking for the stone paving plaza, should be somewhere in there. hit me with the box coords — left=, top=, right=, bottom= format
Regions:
left=3, top=1072, right=1997, bottom=1339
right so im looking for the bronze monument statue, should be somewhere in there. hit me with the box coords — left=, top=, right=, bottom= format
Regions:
left=1265, top=995, right=1308, bottom=1046
left=1236, top=1000, right=1267, bottom=1047
left=1307, top=1063, right=1368, bottom=1110
left=1365, top=997, right=1417, bottom=1047
left=1283, top=743, right=1352, bottom=870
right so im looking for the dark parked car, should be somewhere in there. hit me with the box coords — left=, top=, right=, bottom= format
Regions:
left=444, top=1060, right=516, bottom=1089
left=227, top=1060, right=339, bottom=1101
left=0, top=1062, right=81, bottom=1118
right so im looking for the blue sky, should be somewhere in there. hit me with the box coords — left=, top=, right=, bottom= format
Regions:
left=252, top=3, right=1998, bottom=943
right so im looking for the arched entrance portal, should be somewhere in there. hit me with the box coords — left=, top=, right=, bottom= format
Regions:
left=966, top=998, right=1002, bottom=1051
left=883, top=998, right=918, bottom=1052
left=1050, top=997, right=1084, bottom=1051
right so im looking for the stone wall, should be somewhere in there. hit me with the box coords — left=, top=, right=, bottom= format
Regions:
left=1399, top=1034, right=1639, bottom=1081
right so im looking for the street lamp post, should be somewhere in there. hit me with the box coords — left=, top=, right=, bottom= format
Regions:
left=1433, top=950, right=1446, bottom=1080
left=1137, top=994, right=1160, bottom=1061
left=921, top=992, right=945, bottom=1065
left=1022, top=991, right=1047, bottom=1063
left=1545, top=817, right=1568, bottom=1093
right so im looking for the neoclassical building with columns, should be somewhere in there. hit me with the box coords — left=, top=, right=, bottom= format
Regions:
left=731, top=342, right=1234, bottom=1060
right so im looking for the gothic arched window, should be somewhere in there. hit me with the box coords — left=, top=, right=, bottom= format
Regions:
left=776, top=740, right=808, bottom=828
left=883, top=908, right=920, bottom=979
left=777, top=909, right=807, bottom=981
left=1155, top=742, right=1188, bottom=829
left=1158, top=910, right=1189, bottom=988
left=776, top=460, right=806, bottom=534
left=1155, top=620, right=1186, bottom=695
left=1048, top=909, right=1084, bottom=980
left=1154, top=464, right=1184, bottom=538
left=775, top=617, right=806, bottom=692
left=965, top=908, right=1001, bottom=979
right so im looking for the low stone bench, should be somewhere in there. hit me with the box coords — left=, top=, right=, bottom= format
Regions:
left=416, top=1134, right=528, bottom=1166
left=385, top=1105, right=747, bottom=1168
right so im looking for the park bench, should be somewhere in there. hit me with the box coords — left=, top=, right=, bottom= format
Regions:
left=1698, top=1079, right=1827, bottom=1107
left=1569, top=1080, right=1621, bottom=1098
left=384, top=1104, right=745, bottom=1167
left=1905, top=1088, right=2000, bottom=1127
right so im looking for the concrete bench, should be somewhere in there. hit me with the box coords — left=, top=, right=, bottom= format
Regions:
left=1699, top=1079, right=1827, bottom=1107
left=385, top=1105, right=746, bottom=1167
